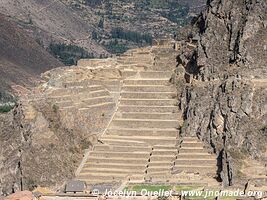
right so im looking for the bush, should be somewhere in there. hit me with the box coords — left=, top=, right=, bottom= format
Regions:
left=0, top=91, right=15, bottom=102
left=111, top=28, right=153, bottom=45
left=0, top=91, right=16, bottom=113
left=98, top=18, right=104, bottom=28
left=0, top=103, right=15, bottom=113
left=49, top=43, right=95, bottom=66
left=105, top=40, right=129, bottom=55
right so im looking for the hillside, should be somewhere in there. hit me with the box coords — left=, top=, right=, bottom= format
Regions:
left=0, top=14, right=62, bottom=92
left=2, top=0, right=266, bottom=199
left=0, top=0, right=205, bottom=60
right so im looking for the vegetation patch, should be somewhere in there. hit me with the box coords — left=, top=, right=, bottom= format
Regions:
left=49, top=43, right=95, bottom=65
left=133, top=0, right=190, bottom=26
left=111, top=28, right=153, bottom=45
left=0, top=104, right=15, bottom=113
left=0, top=91, right=17, bottom=113
left=104, top=39, right=129, bottom=55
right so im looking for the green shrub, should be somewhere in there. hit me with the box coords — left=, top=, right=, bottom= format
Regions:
left=105, top=40, right=129, bottom=55
left=111, top=28, right=153, bottom=45
left=98, top=18, right=104, bottom=28
left=49, top=43, right=95, bottom=66
left=0, top=104, right=15, bottom=113
left=0, top=91, right=16, bottom=113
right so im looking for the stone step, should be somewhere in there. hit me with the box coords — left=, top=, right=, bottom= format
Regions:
left=118, top=61, right=152, bottom=66
left=150, top=155, right=175, bottom=162
left=78, top=102, right=115, bottom=111
left=48, top=95, right=72, bottom=102
left=118, top=105, right=179, bottom=113
left=173, top=166, right=217, bottom=174
left=117, top=56, right=152, bottom=61
left=176, top=154, right=216, bottom=159
left=89, top=151, right=150, bottom=159
left=139, top=71, right=173, bottom=79
left=146, top=171, right=172, bottom=178
left=175, top=159, right=217, bottom=165
left=115, top=112, right=180, bottom=120
left=58, top=106, right=76, bottom=111
left=122, top=85, right=175, bottom=92
left=55, top=100, right=73, bottom=107
left=148, top=162, right=172, bottom=167
left=78, top=174, right=144, bottom=183
left=118, top=57, right=150, bottom=62
left=48, top=90, right=109, bottom=102
left=83, top=163, right=146, bottom=170
left=77, top=174, right=126, bottom=182
left=182, top=137, right=201, bottom=142
left=80, top=96, right=114, bottom=106
left=152, top=150, right=177, bottom=156
left=100, top=138, right=150, bottom=146
left=102, top=135, right=177, bottom=146
left=49, top=85, right=104, bottom=96
left=62, top=80, right=118, bottom=88
left=94, top=145, right=152, bottom=152
left=146, top=167, right=171, bottom=174
left=80, top=168, right=144, bottom=175
left=106, top=128, right=178, bottom=137
left=124, top=79, right=170, bottom=85
left=121, top=71, right=138, bottom=78
left=120, top=99, right=176, bottom=106
left=110, top=119, right=179, bottom=129
left=181, top=142, right=203, bottom=148
left=77, top=90, right=110, bottom=99
left=153, top=145, right=178, bottom=150
left=179, top=148, right=207, bottom=154
left=121, top=92, right=176, bottom=99
left=86, top=157, right=148, bottom=164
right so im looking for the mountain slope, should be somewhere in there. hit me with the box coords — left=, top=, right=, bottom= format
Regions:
left=0, top=0, right=205, bottom=57
left=0, top=0, right=108, bottom=55
left=0, top=14, right=63, bottom=91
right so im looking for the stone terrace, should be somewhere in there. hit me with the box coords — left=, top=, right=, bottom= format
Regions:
left=71, top=41, right=220, bottom=188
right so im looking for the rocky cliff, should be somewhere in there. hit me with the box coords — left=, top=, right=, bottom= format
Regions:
left=177, top=0, right=267, bottom=188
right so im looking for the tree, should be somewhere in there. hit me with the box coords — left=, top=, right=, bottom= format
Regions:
left=92, top=31, right=98, bottom=40
left=98, top=18, right=104, bottom=29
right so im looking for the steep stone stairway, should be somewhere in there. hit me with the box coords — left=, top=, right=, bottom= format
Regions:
left=74, top=44, right=219, bottom=188
left=76, top=70, right=181, bottom=185
left=174, top=137, right=217, bottom=176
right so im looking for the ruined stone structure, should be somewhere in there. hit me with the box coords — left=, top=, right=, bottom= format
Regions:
left=66, top=41, right=220, bottom=188
left=2, top=36, right=266, bottom=199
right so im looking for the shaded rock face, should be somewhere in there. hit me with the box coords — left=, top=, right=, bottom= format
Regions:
left=0, top=64, right=120, bottom=195
left=179, top=78, right=267, bottom=186
left=177, top=0, right=267, bottom=187
left=0, top=103, right=85, bottom=195
left=195, top=0, right=266, bottom=80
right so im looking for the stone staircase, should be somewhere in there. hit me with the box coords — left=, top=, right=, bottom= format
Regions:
left=174, top=137, right=217, bottom=176
left=76, top=70, right=181, bottom=185
left=73, top=44, right=219, bottom=188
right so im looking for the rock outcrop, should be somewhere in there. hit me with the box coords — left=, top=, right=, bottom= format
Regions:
left=176, top=0, right=267, bottom=188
